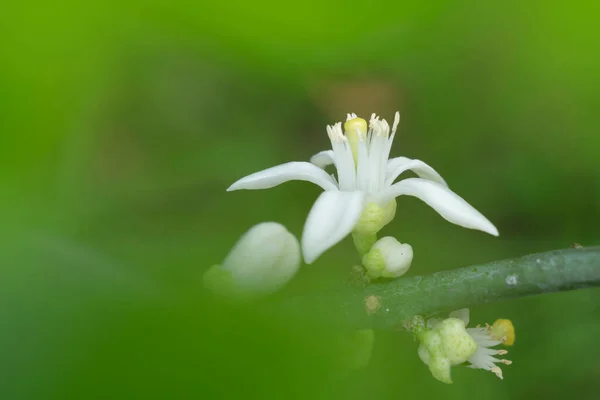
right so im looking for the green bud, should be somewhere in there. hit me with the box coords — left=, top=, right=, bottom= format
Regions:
left=362, top=236, right=413, bottom=279
left=362, top=247, right=385, bottom=278
left=417, top=316, right=479, bottom=384
left=437, top=318, right=478, bottom=365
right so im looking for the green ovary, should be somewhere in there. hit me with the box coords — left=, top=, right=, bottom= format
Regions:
left=354, top=200, right=397, bottom=235
left=352, top=200, right=397, bottom=257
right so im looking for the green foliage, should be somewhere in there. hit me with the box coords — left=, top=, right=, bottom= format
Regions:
left=1, top=0, right=599, bottom=399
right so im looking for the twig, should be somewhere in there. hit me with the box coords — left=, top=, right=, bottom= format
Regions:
left=284, top=247, right=600, bottom=330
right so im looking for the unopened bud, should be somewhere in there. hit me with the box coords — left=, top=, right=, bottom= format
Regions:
left=362, top=236, right=413, bottom=278
left=204, top=222, right=301, bottom=299
left=417, top=316, right=478, bottom=384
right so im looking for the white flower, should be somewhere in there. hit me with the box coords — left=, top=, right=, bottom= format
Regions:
left=203, top=222, right=301, bottom=299
left=228, top=112, right=498, bottom=264
left=419, top=309, right=514, bottom=383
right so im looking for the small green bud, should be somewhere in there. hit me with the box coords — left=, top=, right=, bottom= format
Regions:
left=362, top=237, right=413, bottom=279
left=437, top=318, right=478, bottom=365
left=362, top=247, right=385, bottom=278
left=417, top=315, right=479, bottom=384
left=418, top=309, right=514, bottom=382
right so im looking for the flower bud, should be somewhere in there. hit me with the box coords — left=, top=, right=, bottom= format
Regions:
left=416, top=309, right=513, bottom=383
left=437, top=318, right=478, bottom=365
left=204, top=222, right=301, bottom=299
left=362, top=236, right=413, bottom=278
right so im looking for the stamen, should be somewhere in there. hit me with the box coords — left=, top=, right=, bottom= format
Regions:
left=327, top=122, right=356, bottom=191
left=391, top=112, right=400, bottom=136
left=491, top=366, right=504, bottom=379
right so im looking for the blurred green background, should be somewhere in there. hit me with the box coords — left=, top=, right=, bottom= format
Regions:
left=1, top=0, right=599, bottom=398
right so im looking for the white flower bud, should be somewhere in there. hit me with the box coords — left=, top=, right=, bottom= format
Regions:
left=204, top=222, right=301, bottom=299
left=362, top=236, right=413, bottom=278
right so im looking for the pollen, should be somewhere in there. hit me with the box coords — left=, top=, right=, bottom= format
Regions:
left=491, top=319, right=515, bottom=346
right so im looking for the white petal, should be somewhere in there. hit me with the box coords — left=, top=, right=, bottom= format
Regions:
left=310, top=150, right=335, bottom=169
left=379, top=178, right=499, bottom=236
left=449, top=308, right=470, bottom=326
left=302, top=190, right=366, bottom=264
left=386, top=157, right=448, bottom=187
left=227, top=162, right=338, bottom=192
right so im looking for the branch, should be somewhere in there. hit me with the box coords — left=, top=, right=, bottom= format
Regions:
left=284, top=247, right=600, bottom=330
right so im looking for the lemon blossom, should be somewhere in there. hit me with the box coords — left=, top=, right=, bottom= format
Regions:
left=418, top=309, right=514, bottom=383
left=227, top=112, right=498, bottom=264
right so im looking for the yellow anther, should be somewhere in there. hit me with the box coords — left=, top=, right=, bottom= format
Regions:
left=491, top=366, right=504, bottom=379
left=344, top=117, right=368, bottom=163
left=491, top=319, right=515, bottom=346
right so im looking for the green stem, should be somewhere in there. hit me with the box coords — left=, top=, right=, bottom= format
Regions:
left=352, top=232, right=377, bottom=257
left=281, top=247, right=600, bottom=330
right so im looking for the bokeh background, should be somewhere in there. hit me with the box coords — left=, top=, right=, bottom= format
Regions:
left=2, top=1, right=599, bottom=398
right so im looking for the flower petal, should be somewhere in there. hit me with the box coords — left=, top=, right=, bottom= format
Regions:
left=449, top=308, right=470, bottom=326
left=386, top=157, right=448, bottom=187
left=302, top=190, right=366, bottom=264
left=379, top=178, right=499, bottom=236
left=227, top=162, right=338, bottom=192
left=310, top=150, right=336, bottom=169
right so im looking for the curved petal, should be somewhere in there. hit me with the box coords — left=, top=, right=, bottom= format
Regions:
left=379, top=178, right=499, bottom=236
left=386, top=157, right=448, bottom=187
left=227, top=162, right=338, bottom=192
left=302, top=190, right=366, bottom=264
left=310, top=150, right=335, bottom=169
left=449, top=308, right=470, bottom=326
